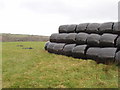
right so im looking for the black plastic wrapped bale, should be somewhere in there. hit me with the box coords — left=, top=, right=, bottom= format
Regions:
left=75, top=33, right=89, bottom=45
left=63, top=44, right=76, bottom=56
left=76, top=23, right=89, bottom=33
left=66, top=33, right=77, bottom=44
left=56, top=34, right=68, bottom=43
left=67, top=24, right=77, bottom=33
left=59, top=25, right=68, bottom=33
left=100, top=33, right=118, bottom=47
left=115, top=51, right=120, bottom=64
left=72, top=45, right=88, bottom=59
left=44, top=41, right=50, bottom=50
left=86, top=23, right=100, bottom=34
left=53, top=43, right=66, bottom=54
left=86, top=47, right=101, bottom=61
left=99, top=22, right=114, bottom=34
left=98, top=48, right=117, bottom=63
left=50, top=33, right=59, bottom=42
left=116, top=36, right=120, bottom=48
left=47, top=42, right=56, bottom=53
left=86, top=34, right=101, bottom=47
left=113, top=22, right=120, bottom=34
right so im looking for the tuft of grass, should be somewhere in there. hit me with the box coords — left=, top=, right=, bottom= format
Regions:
left=2, top=42, right=118, bottom=88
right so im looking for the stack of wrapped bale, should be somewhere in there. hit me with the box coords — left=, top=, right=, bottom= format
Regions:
left=44, top=22, right=120, bottom=64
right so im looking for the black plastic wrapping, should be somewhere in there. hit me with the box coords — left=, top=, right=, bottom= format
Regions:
left=72, top=45, right=88, bottom=59
left=87, top=34, right=101, bottom=47
left=47, top=42, right=56, bottom=53
left=66, top=33, right=77, bottom=44
left=63, top=44, right=76, bottom=56
left=76, top=33, right=89, bottom=45
left=56, top=34, right=68, bottom=43
left=100, top=33, right=118, bottom=47
left=86, top=23, right=100, bottom=34
left=53, top=43, right=66, bottom=54
left=86, top=47, right=101, bottom=60
left=98, top=48, right=117, bottom=63
left=76, top=23, right=89, bottom=33
left=99, top=22, right=114, bottom=34
left=50, top=33, right=59, bottom=42
left=44, top=41, right=50, bottom=50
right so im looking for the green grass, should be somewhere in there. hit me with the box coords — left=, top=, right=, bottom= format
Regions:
left=2, top=42, right=118, bottom=88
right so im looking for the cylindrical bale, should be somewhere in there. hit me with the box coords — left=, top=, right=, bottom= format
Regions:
left=75, top=33, right=89, bottom=45
left=67, top=24, right=77, bottom=33
left=66, top=33, right=77, bottom=44
left=59, top=25, right=68, bottom=33
left=86, top=34, right=101, bottom=47
left=115, top=51, right=120, bottom=64
left=47, top=42, right=56, bottom=53
left=98, top=48, right=117, bottom=63
left=72, top=45, right=88, bottom=59
left=113, top=22, right=120, bottom=34
left=63, top=44, right=76, bottom=56
left=44, top=41, right=50, bottom=50
left=76, top=23, right=89, bottom=33
left=53, top=43, right=66, bottom=54
left=99, top=22, right=114, bottom=34
left=49, top=33, right=59, bottom=42
left=86, top=23, right=101, bottom=34
left=99, top=33, right=118, bottom=47
left=56, top=33, right=68, bottom=43
left=86, top=47, right=101, bottom=60
left=116, top=36, right=120, bottom=48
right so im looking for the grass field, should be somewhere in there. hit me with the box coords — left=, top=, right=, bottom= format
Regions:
left=2, top=42, right=118, bottom=88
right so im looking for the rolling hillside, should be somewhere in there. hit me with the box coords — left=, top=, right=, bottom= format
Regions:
left=1, top=33, right=49, bottom=42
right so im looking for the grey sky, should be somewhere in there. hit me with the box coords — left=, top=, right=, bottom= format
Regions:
left=0, top=0, right=119, bottom=36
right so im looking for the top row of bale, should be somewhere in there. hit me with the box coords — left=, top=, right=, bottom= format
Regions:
left=59, top=22, right=120, bottom=34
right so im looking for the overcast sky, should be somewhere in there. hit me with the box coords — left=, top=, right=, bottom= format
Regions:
left=0, top=0, right=119, bottom=36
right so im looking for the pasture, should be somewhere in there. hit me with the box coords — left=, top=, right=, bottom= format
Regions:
left=2, top=42, right=118, bottom=88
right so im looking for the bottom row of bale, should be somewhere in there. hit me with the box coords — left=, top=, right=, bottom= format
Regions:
left=45, top=42, right=120, bottom=64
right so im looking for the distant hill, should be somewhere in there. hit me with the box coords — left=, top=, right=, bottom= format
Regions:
left=1, top=33, right=49, bottom=42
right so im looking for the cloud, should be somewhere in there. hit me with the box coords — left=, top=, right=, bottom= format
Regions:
left=20, top=0, right=118, bottom=22
left=0, top=0, right=119, bottom=35
left=0, top=0, right=4, bottom=9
